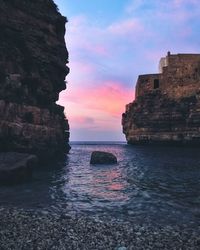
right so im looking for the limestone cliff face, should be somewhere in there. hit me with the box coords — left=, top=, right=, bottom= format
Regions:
left=122, top=52, right=200, bottom=145
left=0, top=0, right=70, bottom=160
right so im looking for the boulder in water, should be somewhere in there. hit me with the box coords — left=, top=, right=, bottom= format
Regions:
left=0, top=152, right=38, bottom=184
left=90, top=151, right=117, bottom=164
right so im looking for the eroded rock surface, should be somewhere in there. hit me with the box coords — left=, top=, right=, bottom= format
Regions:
left=0, top=152, right=38, bottom=183
left=0, top=0, right=70, bottom=160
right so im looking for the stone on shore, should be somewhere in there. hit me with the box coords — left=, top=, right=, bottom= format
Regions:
left=90, top=151, right=117, bottom=164
left=0, top=152, right=38, bottom=184
left=0, top=208, right=199, bottom=250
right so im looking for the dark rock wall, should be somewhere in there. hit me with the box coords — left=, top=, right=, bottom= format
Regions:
left=123, top=91, right=200, bottom=145
left=0, top=0, right=70, bottom=160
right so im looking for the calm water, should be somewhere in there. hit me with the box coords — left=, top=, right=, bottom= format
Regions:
left=0, top=142, right=200, bottom=227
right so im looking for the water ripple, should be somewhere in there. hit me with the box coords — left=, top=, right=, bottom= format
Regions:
left=0, top=143, right=200, bottom=226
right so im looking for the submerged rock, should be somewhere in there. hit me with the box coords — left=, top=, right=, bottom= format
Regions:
left=0, top=152, right=38, bottom=184
left=90, top=151, right=117, bottom=164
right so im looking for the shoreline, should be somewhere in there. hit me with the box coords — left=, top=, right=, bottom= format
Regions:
left=0, top=207, right=199, bottom=250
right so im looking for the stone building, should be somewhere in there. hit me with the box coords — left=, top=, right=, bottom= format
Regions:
left=136, top=52, right=200, bottom=99
left=122, top=52, right=200, bottom=145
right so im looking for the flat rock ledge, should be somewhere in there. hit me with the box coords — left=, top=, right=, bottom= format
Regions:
left=90, top=151, right=117, bottom=164
left=0, top=152, right=38, bottom=184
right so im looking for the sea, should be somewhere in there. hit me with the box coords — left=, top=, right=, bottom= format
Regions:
left=0, top=141, right=200, bottom=228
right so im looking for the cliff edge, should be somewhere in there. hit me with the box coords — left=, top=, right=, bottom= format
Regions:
left=0, top=0, right=70, bottom=161
left=122, top=52, right=200, bottom=145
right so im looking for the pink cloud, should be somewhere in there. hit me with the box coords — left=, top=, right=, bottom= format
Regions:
left=90, top=45, right=108, bottom=56
left=126, top=0, right=145, bottom=13
left=55, top=0, right=200, bottom=141
left=60, top=81, right=134, bottom=116
left=69, top=61, right=96, bottom=75
left=67, top=15, right=109, bottom=57
left=58, top=81, right=134, bottom=131
left=69, top=116, right=98, bottom=130
left=173, top=0, right=199, bottom=7
left=66, top=14, right=146, bottom=62
left=72, top=116, right=95, bottom=124
left=107, top=18, right=143, bottom=36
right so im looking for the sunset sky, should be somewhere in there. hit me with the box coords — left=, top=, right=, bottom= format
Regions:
left=54, top=0, right=200, bottom=141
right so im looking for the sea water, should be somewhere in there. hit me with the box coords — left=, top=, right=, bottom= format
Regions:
left=0, top=142, right=199, bottom=227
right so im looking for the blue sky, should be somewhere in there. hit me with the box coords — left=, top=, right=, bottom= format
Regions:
left=55, top=0, right=200, bottom=141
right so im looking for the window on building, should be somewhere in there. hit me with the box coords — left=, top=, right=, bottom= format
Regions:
left=154, top=79, right=159, bottom=89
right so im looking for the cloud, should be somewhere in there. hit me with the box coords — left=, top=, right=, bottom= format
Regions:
left=59, top=80, right=133, bottom=117
left=56, top=0, right=200, bottom=140
left=66, top=14, right=146, bottom=61
left=126, top=0, right=200, bottom=22
left=70, top=128, right=125, bottom=141
left=72, top=116, right=95, bottom=124
left=58, top=79, right=133, bottom=137
left=173, top=0, right=200, bottom=7
left=67, top=15, right=109, bottom=57
left=107, top=18, right=143, bottom=36
left=125, top=0, right=145, bottom=13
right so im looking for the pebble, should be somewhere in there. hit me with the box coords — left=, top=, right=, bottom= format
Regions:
left=0, top=207, right=199, bottom=250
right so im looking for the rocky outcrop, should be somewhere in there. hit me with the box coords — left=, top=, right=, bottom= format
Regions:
left=122, top=53, right=200, bottom=145
left=0, top=152, right=38, bottom=183
left=0, top=0, right=70, bottom=161
left=122, top=91, right=200, bottom=145
left=90, top=151, right=117, bottom=164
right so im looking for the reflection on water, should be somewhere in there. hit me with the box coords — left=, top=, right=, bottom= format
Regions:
left=0, top=142, right=200, bottom=226
left=67, top=165, right=128, bottom=202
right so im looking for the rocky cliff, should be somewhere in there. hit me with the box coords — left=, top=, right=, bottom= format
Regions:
left=0, top=0, right=70, bottom=161
left=122, top=53, right=200, bottom=145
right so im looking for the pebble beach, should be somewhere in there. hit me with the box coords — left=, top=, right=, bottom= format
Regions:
left=0, top=207, right=199, bottom=250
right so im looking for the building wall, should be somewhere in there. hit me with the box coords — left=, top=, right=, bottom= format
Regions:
left=135, top=74, right=162, bottom=98
left=159, top=57, right=168, bottom=73
left=161, top=54, right=200, bottom=99
left=136, top=53, right=200, bottom=100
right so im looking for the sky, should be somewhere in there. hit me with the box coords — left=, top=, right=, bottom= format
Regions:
left=54, top=0, right=200, bottom=141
